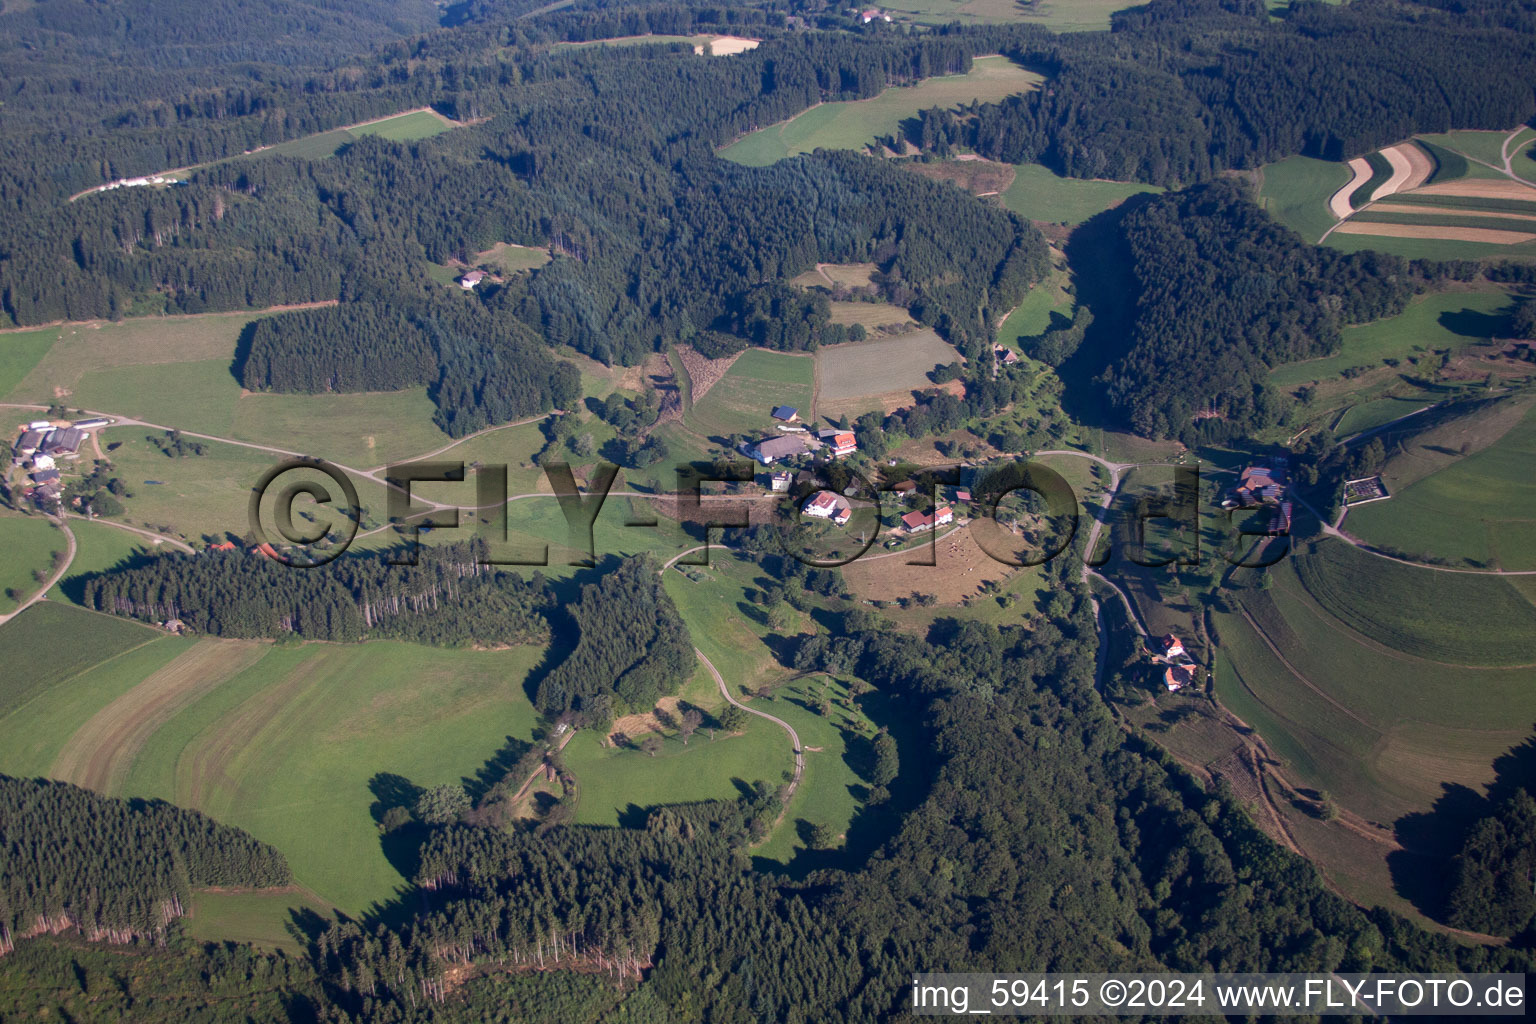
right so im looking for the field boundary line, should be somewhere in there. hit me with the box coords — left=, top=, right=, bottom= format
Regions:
left=0, top=300, right=339, bottom=336
left=1237, top=604, right=1376, bottom=731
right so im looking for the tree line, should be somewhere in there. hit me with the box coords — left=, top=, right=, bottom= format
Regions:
left=81, top=541, right=552, bottom=646
left=534, top=556, right=694, bottom=719
left=0, top=775, right=289, bottom=950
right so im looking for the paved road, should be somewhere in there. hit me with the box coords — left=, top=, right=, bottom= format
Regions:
left=693, top=645, right=803, bottom=805
left=0, top=517, right=75, bottom=626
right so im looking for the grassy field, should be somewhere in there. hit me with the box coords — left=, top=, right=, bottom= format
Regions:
left=816, top=329, right=961, bottom=414
left=197, top=110, right=454, bottom=167
left=1213, top=554, right=1536, bottom=827
left=94, top=427, right=388, bottom=545
left=750, top=674, right=876, bottom=864
left=1345, top=399, right=1536, bottom=570
left=1268, top=289, right=1513, bottom=392
left=0, top=601, right=549, bottom=916
left=112, top=640, right=546, bottom=915
left=1415, top=130, right=1518, bottom=171
left=0, top=602, right=164, bottom=739
left=186, top=888, right=333, bottom=953
left=1001, top=163, right=1160, bottom=225
left=879, top=0, right=1148, bottom=32
left=997, top=263, right=1073, bottom=348
left=1294, top=538, right=1536, bottom=665
left=686, top=349, right=815, bottom=438
left=721, top=57, right=1042, bottom=166
left=563, top=718, right=788, bottom=826
left=0, top=328, right=56, bottom=395
left=1258, top=155, right=1353, bottom=243
left=5, top=312, right=453, bottom=467
left=552, top=33, right=760, bottom=55
left=0, top=513, right=67, bottom=614
left=478, top=242, right=551, bottom=274
left=50, top=518, right=162, bottom=605
left=659, top=553, right=875, bottom=858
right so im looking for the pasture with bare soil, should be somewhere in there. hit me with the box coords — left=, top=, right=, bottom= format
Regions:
left=815, top=330, right=962, bottom=419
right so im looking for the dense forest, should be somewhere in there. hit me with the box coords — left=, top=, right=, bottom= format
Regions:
left=301, top=576, right=1530, bottom=1020
left=0, top=776, right=289, bottom=948
left=12, top=0, right=1527, bottom=433
left=931, top=0, right=1536, bottom=184
left=1074, top=181, right=1433, bottom=442
left=81, top=541, right=552, bottom=645
left=534, top=557, right=694, bottom=719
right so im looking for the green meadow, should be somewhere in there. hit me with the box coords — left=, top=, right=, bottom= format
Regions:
left=1213, top=545, right=1536, bottom=825
left=5, top=312, right=452, bottom=467
left=686, top=349, right=815, bottom=437
left=0, top=513, right=67, bottom=613
left=1346, top=400, right=1536, bottom=571
left=879, top=0, right=1148, bottom=32
left=1001, top=162, right=1160, bottom=226
left=114, top=640, right=546, bottom=915
left=1269, top=289, right=1513, bottom=392
left=1257, top=154, right=1352, bottom=243
left=0, top=327, right=56, bottom=395
left=564, top=719, right=788, bottom=827
left=721, top=57, right=1042, bottom=166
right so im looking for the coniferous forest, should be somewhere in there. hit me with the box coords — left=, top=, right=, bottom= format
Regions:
left=0, top=776, right=289, bottom=947
left=82, top=542, right=552, bottom=646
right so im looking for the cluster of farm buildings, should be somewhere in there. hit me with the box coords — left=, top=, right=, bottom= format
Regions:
left=739, top=404, right=956, bottom=537
left=9, top=418, right=108, bottom=509
left=1220, top=457, right=1293, bottom=535
left=1151, top=632, right=1198, bottom=692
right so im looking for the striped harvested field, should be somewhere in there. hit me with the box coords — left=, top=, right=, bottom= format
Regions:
left=1332, top=222, right=1535, bottom=245
left=1365, top=202, right=1536, bottom=223
left=1414, top=178, right=1536, bottom=201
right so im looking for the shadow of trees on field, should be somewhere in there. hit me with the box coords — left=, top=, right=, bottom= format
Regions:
left=1437, top=307, right=1507, bottom=340
left=1390, top=731, right=1536, bottom=923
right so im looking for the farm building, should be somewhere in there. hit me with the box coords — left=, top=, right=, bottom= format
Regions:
left=771, top=405, right=800, bottom=422
left=1160, top=634, right=1186, bottom=660
left=72, top=417, right=112, bottom=430
left=43, top=428, right=85, bottom=456
left=901, top=505, right=953, bottom=533
left=30, top=468, right=61, bottom=486
left=1271, top=501, right=1293, bottom=535
left=30, top=453, right=55, bottom=471
left=1224, top=460, right=1288, bottom=508
left=15, top=429, right=46, bottom=455
left=827, top=431, right=858, bottom=458
left=208, top=541, right=238, bottom=551
left=802, top=490, right=852, bottom=526
left=768, top=471, right=792, bottom=492
left=29, top=480, right=62, bottom=507
left=1163, top=665, right=1193, bottom=692
left=746, top=435, right=814, bottom=464
left=459, top=270, right=486, bottom=290
left=860, top=8, right=891, bottom=21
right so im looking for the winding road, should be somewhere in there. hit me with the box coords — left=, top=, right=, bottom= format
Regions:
left=0, top=518, right=75, bottom=626
left=692, top=646, right=804, bottom=806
